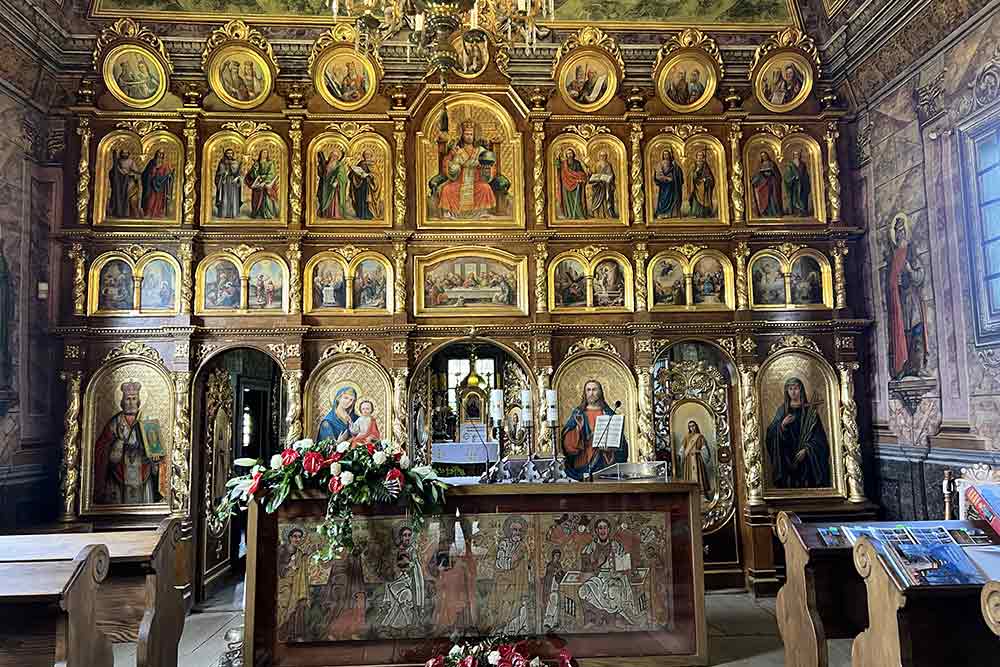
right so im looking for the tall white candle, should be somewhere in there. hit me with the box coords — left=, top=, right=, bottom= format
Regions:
left=415, top=12, right=425, bottom=31
left=545, top=389, right=558, bottom=425
left=520, top=389, right=532, bottom=410
left=490, top=389, right=504, bottom=421
left=470, top=0, right=478, bottom=29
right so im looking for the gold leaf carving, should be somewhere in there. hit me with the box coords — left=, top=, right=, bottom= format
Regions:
left=115, top=120, right=169, bottom=137
left=201, top=20, right=279, bottom=74
left=768, top=335, right=820, bottom=355
left=93, top=18, right=173, bottom=72
left=325, top=121, right=377, bottom=138
left=660, top=124, right=708, bottom=140
left=772, top=242, right=804, bottom=258
left=120, top=243, right=151, bottom=261
left=749, top=27, right=821, bottom=79
left=220, top=121, right=273, bottom=138
left=224, top=244, right=263, bottom=262
left=574, top=245, right=607, bottom=261
left=321, top=340, right=378, bottom=361
left=760, top=123, right=804, bottom=138
left=552, top=26, right=624, bottom=79
left=670, top=243, right=706, bottom=259
left=337, top=244, right=367, bottom=261
left=103, top=341, right=165, bottom=365
left=567, top=336, right=619, bottom=358
left=563, top=124, right=611, bottom=139
left=654, top=28, right=724, bottom=77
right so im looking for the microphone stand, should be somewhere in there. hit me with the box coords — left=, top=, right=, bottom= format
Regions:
left=588, top=401, right=621, bottom=483
left=541, top=418, right=569, bottom=483
left=478, top=419, right=510, bottom=484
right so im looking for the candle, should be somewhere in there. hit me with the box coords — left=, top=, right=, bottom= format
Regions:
left=545, top=389, right=558, bottom=425
left=470, top=0, right=478, bottom=29
left=490, top=389, right=504, bottom=421
left=415, top=12, right=424, bottom=32
left=520, top=389, right=532, bottom=410
left=517, top=0, right=527, bottom=13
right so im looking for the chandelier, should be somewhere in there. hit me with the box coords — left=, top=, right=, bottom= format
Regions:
left=330, top=0, right=554, bottom=81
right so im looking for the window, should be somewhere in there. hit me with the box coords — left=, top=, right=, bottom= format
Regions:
left=445, top=357, right=496, bottom=411
left=964, top=122, right=1000, bottom=344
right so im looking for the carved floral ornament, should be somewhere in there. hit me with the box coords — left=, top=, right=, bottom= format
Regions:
left=92, top=18, right=173, bottom=72
left=566, top=336, right=619, bottom=358
left=660, top=125, right=708, bottom=140
left=221, top=121, right=272, bottom=138
left=200, top=19, right=279, bottom=73
left=102, top=341, right=166, bottom=366
left=768, top=334, right=820, bottom=356
left=654, top=28, right=724, bottom=77
left=562, top=124, right=611, bottom=139
left=551, top=26, right=625, bottom=79
left=320, top=339, right=378, bottom=361
left=115, top=120, right=168, bottom=137
left=747, top=26, right=822, bottom=79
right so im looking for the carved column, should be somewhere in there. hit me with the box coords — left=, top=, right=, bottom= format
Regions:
left=68, top=243, right=87, bottom=315
left=287, top=241, right=302, bottom=314
left=392, top=368, right=408, bottom=450
left=633, top=242, right=648, bottom=312
left=832, top=240, right=848, bottom=310
left=837, top=362, right=867, bottom=503
left=532, top=121, right=545, bottom=225
left=636, top=366, right=654, bottom=461
left=283, top=369, right=303, bottom=447
left=59, top=370, right=83, bottom=522
left=826, top=122, right=842, bottom=224
left=76, top=118, right=91, bottom=226
left=182, top=117, right=197, bottom=226
left=629, top=123, right=644, bottom=225
left=738, top=363, right=764, bottom=505
left=393, top=241, right=407, bottom=314
left=535, top=242, right=548, bottom=314
left=289, top=118, right=303, bottom=227
left=734, top=241, right=750, bottom=311
left=178, top=240, right=193, bottom=314
left=170, top=371, right=192, bottom=515
left=393, top=121, right=407, bottom=228
left=729, top=124, right=745, bottom=224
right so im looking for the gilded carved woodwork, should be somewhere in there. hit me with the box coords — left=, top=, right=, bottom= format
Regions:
left=728, top=124, right=745, bottom=223
left=748, top=27, right=822, bottom=77
left=287, top=241, right=302, bottom=314
left=283, top=369, right=303, bottom=447
left=290, top=118, right=303, bottom=227
left=393, top=121, right=406, bottom=228
left=204, top=368, right=233, bottom=538
left=768, top=334, right=820, bottom=355
left=182, top=117, right=197, bottom=226
left=734, top=242, right=749, bottom=311
left=535, top=366, right=553, bottom=455
left=630, top=123, right=644, bottom=225
left=178, top=241, right=194, bottom=314
left=68, top=243, right=87, bottom=315
left=566, top=336, right=619, bottom=358
left=532, top=121, right=545, bottom=225
left=93, top=18, right=173, bottom=72
left=59, top=370, right=83, bottom=522
left=535, top=242, right=548, bottom=315
left=826, top=122, right=842, bottom=223
left=738, top=363, right=764, bottom=506
left=170, top=371, right=192, bottom=515
left=633, top=243, right=648, bottom=313
left=267, top=343, right=300, bottom=364
left=321, top=339, right=378, bottom=361
left=392, top=367, right=408, bottom=450
left=832, top=240, right=848, bottom=309
left=636, top=366, right=654, bottom=462
left=393, top=242, right=406, bottom=314
left=103, top=340, right=165, bottom=365
left=76, top=119, right=91, bottom=226
left=837, top=361, right=866, bottom=503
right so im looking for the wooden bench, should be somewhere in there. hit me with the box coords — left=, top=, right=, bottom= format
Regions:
left=0, top=517, right=183, bottom=667
left=0, top=543, right=114, bottom=667
left=852, top=536, right=999, bottom=666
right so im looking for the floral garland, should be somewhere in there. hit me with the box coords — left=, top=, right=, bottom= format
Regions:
left=425, top=638, right=573, bottom=667
left=216, top=437, right=449, bottom=561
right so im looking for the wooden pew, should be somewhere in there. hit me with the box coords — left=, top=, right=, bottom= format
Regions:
left=775, top=511, right=869, bottom=667
left=0, top=543, right=114, bottom=667
left=852, top=536, right=999, bottom=666
left=0, top=517, right=183, bottom=667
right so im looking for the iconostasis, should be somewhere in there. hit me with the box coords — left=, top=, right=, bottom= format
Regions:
left=57, top=11, right=870, bottom=596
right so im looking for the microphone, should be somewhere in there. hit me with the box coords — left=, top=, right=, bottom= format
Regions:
left=612, top=400, right=622, bottom=411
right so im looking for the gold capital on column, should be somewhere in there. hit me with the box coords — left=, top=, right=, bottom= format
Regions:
left=59, top=370, right=83, bottom=522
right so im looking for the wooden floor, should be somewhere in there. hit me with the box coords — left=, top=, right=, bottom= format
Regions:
left=111, top=585, right=853, bottom=666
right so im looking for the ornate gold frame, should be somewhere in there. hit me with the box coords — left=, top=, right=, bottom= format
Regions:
left=202, top=20, right=279, bottom=110
left=749, top=27, right=820, bottom=114
left=652, top=29, right=723, bottom=114
left=413, top=246, right=529, bottom=318
left=415, top=92, right=525, bottom=230
left=547, top=130, right=629, bottom=228
left=552, top=27, right=623, bottom=114
left=303, top=250, right=394, bottom=315
left=79, top=357, right=176, bottom=516
left=88, top=251, right=138, bottom=316
left=647, top=249, right=735, bottom=312
left=645, top=131, right=729, bottom=225
left=756, top=347, right=847, bottom=500
left=200, top=127, right=288, bottom=227
left=195, top=250, right=291, bottom=314
left=310, top=27, right=381, bottom=111
left=101, top=44, right=169, bottom=109
left=306, top=128, right=392, bottom=228
left=93, top=18, right=173, bottom=109
left=743, top=131, right=826, bottom=224
left=93, top=128, right=184, bottom=227
left=303, top=350, right=393, bottom=446
left=136, top=252, right=182, bottom=314
left=548, top=249, right=634, bottom=313
left=748, top=246, right=833, bottom=310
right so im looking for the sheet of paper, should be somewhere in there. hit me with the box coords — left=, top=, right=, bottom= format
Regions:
left=593, top=414, right=624, bottom=450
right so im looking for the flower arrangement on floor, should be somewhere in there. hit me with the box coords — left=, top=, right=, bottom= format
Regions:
left=424, top=638, right=573, bottom=667
left=215, top=437, right=449, bottom=561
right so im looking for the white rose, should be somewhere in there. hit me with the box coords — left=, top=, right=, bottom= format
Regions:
left=339, top=470, right=355, bottom=486
left=293, top=438, right=314, bottom=452
left=270, top=454, right=284, bottom=470
left=373, top=451, right=387, bottom=466
left=448, top=645, right=464, bottom=658
left=329, top=462, right=342, bottom=477
left=399, top=454, right=411, bottom=469
left=529, top=658, right=543, bottom=667
left=488, top=650, right=501, bottom=665
left=336, top=441, right=350, bottom=454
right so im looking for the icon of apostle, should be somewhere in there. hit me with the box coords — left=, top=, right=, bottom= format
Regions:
left=93, top=381, right=166, bottom=505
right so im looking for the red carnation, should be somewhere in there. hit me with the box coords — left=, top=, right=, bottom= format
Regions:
left=328, top=475, right=344, bottom=494
left=385, top=467, right=405, bottom=487
left=247, top=471, right=264, bottom=496
left=302, top=451, right=324, bottom=475
left=280, top=448, right=299, bottom=466
left=366, top=442, right=376, bottom=455
left=424, top=657, right=444, bottom=667
left=558, top=648, right=573, bottom=667
left=458, top=657, right=475, bottom=667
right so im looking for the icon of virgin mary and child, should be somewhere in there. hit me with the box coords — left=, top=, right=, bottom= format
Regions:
left=317, top=386, right=381, bottom=447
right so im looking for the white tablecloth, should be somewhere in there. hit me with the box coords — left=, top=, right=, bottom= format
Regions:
left=432, top=441, right=499, bottom=464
